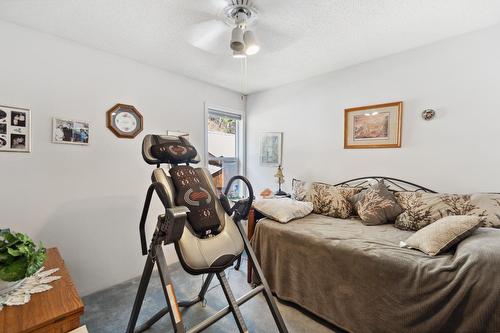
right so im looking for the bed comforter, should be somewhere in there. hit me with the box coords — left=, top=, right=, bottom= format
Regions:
left=251, top=213, right=500, bottom=333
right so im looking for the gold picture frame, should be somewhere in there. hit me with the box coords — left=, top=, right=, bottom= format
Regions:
left=344, top=101, right=403, bottom=149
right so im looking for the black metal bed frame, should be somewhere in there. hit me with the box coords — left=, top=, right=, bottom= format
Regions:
left=334, top=176, right=436, bottom=193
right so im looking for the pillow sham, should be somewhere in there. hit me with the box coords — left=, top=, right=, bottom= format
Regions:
left=291, top=178, right=312, bottom=202
left=350, top=181, right=403, bottom=225
left=470, top=193, right=500, bottom=228
left=254, top=198, right=313, bottom=223
left=394, top=192, right=479, bottom=231
left=310, top=182, right=362, bottom=219
left=400, top=215, right=482, bottom=256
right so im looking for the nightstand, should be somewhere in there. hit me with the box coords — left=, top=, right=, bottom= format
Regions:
left=246, top=206, right=267, bottom=283
left=0, top=248, right=84, bottom=333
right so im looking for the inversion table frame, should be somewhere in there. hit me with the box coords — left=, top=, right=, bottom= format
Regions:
left=125, top=181, right=289, bottom=333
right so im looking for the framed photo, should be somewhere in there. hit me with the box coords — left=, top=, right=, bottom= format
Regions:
left=0, top=105, right=31, bottom=153
left=52, top=118, right=90, bottom=145
left=344, top=101, right=403, bottom=149
left=260, top=132, right=282, bottom=166
left=167, top=130, right=190, bottom=140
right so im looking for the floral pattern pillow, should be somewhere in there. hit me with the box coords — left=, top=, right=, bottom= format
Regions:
left=351, top=181, right=403, bottom=225
left=311, top=182, right=362, bottom=219
left=394, top=192, right=487, bottom=231
left=470, top=193, right=500, bottom=228
left=291, top=179, right=312, bottom=202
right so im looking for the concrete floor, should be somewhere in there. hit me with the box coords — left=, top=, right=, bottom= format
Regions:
left=82, top=257, right=342, bottom=333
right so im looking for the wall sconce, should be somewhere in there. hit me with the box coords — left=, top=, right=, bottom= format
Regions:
left=421, top=109, right=436, bottom=121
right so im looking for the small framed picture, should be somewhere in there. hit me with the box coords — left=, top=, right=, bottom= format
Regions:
left=344, top=101, right=403, bottom=149
left=52, top=118, right=90, bottom=145
left=0, top=105, right=31, bottom=153
left=167, top=130, right=190, bottom=140
left=260, top=132, right=283, bottom=167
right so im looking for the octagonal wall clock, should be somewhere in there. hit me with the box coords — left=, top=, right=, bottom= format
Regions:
left=106, top=103, right=143, bottom=138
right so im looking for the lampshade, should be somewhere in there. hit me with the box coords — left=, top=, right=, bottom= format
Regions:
left=274, top=167, right=284, bottom=178
left=233, top=50, right=247, bottom=59
left=243, top=30, right=260, bottom=55
left=230, top=27, right=245, bottom=52
left=274, top=165, right=284, bottom=185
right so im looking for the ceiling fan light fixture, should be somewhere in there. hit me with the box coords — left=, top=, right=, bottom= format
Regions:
left=230, top=26, right=245, bottom=51
left=233, top=50, right=247, bottom=59
left=243, top=30, right=260, bottom=55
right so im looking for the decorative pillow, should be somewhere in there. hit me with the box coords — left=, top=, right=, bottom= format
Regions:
left=470, top=193, right=500, bottom=228
left=254, top=198, right=313, bottom=223
left=310, top=182, right=362, bottom=219
left=291, top=178, right=312, bottom=202
left=350, top=181, right=403, bottom=225
left=394, top=192, right=480, bottom=231
left=400, top=215, right=482, bottom=256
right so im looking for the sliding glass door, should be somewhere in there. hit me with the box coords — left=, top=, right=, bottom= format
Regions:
left=206, top=107, right=244, bottom=199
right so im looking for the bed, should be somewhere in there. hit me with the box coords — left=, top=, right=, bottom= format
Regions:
left=248, top=177, right=500, bottom=333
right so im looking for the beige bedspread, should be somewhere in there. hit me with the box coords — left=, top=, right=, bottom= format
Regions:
left=251, top=214, right=500, bottom=333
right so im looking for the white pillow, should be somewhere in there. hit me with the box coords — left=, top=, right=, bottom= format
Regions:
left=254, top=198, right=313, bottom=223
left=400, top=215, right=482, bottom=256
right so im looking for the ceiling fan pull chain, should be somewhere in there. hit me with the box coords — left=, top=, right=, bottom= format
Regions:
left=244, top=56, right=248, bottom=94
left=240, top=57, right=248, bottom=94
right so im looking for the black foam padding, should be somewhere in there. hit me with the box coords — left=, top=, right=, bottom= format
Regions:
left=150, top=142, right=197, bottom=164
left=169, top=165, right=221, bottom=235
left=142, top=135, right=200, bottom=165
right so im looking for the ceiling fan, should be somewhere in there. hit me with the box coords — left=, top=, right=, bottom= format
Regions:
left=186, top=0, right=286, bottom=58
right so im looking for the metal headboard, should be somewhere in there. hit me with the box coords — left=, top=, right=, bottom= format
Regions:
left=334, top=176, right=436, bottom=193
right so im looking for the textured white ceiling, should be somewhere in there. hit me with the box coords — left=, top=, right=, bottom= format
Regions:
left=1, top=0, right=500, bottom=94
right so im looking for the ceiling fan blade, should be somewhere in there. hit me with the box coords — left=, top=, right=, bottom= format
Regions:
left=186, top=19, right=231, bottom=55
left=251, top=21, right=295, bottom=54
left=182, top=0, right=229, bottom=16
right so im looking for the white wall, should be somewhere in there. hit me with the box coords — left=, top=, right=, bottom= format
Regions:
left=247, top=24, right=500, bottom=195
left=0, top=20, right=244, bottom=295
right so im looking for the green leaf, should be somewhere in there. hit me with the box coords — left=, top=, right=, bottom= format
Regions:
left=16, top=232, right=31, bottom=243
left=26, top=248, right=47, bottom=276
left=7, top=247, right=22, bottom=257
left=0, top=252, right=10, bottom=262
left=17, top=244, right=31, bottom=255
left=2, top=232, right=18, bottom=243
left=0, top=257, right=28, bottom=281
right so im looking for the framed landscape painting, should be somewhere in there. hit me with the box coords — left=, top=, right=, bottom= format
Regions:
left=260, top=132, right=282, bottom=166
left=344, top=101, right=403, bottom=149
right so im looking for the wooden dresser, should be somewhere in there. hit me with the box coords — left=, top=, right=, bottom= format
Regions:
left=0, top=248, right=84, bottom=333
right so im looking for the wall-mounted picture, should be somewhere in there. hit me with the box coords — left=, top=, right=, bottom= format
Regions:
left=52, top=118, right=90, bottom=145
left=106, top=103, right=143, bottom=139
left=0, top=105, right=31, bottom=153
left=260, top=132, right=282, bottom=166
left=344, top=101, right=403, bottom=149
left=167, top=130, right=190, bottom=140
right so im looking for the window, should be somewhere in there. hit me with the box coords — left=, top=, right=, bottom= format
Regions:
left=206, top=107, right=244, bottom=199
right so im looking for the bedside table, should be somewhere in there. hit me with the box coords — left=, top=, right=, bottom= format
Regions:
left=0, top=248, right=84, bottom=333
left=246, top=206, right=267, bottom=283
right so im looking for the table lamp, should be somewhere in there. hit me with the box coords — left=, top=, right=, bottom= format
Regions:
left=274, top=165, right=287, bottom=196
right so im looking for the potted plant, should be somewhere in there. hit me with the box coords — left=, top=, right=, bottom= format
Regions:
left=0, top=230, right=47, bottom=295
